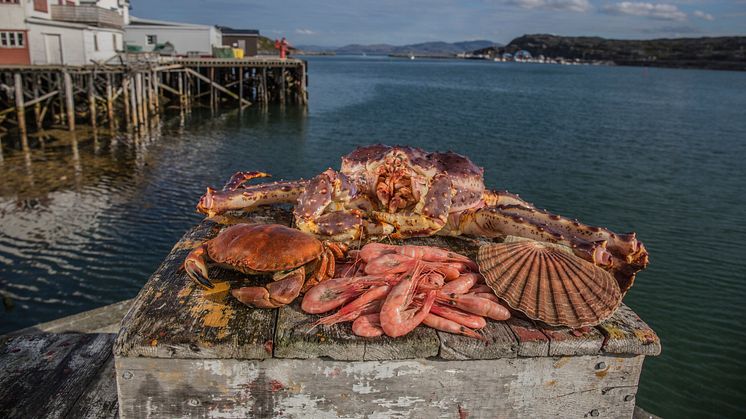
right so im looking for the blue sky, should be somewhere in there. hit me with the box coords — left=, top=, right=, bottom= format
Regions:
left=130, top=0, right=746, bottom=45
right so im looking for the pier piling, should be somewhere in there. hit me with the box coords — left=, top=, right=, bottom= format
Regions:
left=0, top=56, right=308, bottom=135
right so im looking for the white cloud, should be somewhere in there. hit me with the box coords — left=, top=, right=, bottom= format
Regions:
left=295, top=28, right=316, bottom=35
left=509, top=0, right=591, bottom=13
left=693, top=10, right=714, bottom=21
left=604, top=2, right=687, bottom=21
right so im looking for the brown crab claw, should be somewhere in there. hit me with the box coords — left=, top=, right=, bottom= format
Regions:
left=196, top=187, right=215, bottom=216
left=184, top=244, right=214, bottom=289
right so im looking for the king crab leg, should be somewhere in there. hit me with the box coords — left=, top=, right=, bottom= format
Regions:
left=450, top=206, right=614, bottom=268
left=197, top=176, right=307, bottom=217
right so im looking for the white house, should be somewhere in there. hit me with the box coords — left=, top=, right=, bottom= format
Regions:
left=0, top=0, right=129, bottom=65
left=124, top=17, right=221, bottom=56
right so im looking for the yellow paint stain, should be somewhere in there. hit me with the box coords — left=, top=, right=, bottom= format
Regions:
left=545, top=380, right=557, bottom=387
left=189, top=288, right=235, bottom=340
left=200, top=281, right=231, bottom=299
left=178, top=283, right=196, bottom=299
left=603, top=324, right=627, bottom=340
left=553, top=357, right=571, bottom=369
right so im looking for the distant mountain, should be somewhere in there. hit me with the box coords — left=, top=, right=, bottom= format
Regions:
left=297, top=40, right=499, bottom=56
left=473, top=34, right=746, bottom=71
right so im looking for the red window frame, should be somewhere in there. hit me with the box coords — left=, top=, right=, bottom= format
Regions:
left=34, top=0, right=48, bottom=12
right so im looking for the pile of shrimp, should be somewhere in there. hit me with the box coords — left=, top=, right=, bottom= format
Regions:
left=301, top=243, right=511, bottom=340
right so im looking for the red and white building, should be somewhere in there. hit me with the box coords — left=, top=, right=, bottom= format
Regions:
left=0, top=0, right=129, bottom=65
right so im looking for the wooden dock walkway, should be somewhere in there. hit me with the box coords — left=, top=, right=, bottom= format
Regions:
left=0, top=56, right=308, bottom=137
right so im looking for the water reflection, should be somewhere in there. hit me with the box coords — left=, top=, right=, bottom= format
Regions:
left=0, top=106, right=308, bottom=334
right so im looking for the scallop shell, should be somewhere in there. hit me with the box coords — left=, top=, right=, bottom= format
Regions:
left=477, top=240, right=622, bottom=328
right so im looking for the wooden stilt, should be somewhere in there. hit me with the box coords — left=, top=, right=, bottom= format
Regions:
left=239, top=66, right=244, bottom=109
left=88, top=73, right=97, bottom=131
left=178, top=72, right=184, bottom=109
left=106, top=73, right=115, bottom=130
left=14, top=73, right=27, bottom=138
left=129, top=74, right=138, bottom=129
left=63, top=71, right=75, bottom=131
left=123, top=74, right=131, bottom=128
left=33, top=74, right=42, bottom=130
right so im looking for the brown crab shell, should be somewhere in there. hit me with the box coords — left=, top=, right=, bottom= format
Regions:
left=477, top=239, right=622, bottom=328
left=207, top=224, right=323, bottom=272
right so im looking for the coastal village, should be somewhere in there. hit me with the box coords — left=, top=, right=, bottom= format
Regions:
left=0, top=0, right=308, bottom=138
left=0, top=0, right=265, bottom=65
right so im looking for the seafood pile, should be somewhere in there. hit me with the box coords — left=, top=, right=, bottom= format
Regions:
left=187, top=144, right=650, bottom=330
left=301, top=243, right=510, bottom=340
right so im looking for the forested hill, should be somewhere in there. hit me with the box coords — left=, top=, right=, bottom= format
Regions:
left=475, top=34, right=746, bottom=71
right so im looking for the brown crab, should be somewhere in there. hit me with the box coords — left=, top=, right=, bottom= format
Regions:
left=195, top=145, right=648, bottom=291
left=184, top=223, right=346, bottom=308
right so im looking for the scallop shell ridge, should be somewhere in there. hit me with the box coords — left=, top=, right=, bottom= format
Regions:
left=477, top=240, right=622, bottom=328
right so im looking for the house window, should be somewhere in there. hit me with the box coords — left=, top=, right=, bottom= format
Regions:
left=113, top=33, right=118, bottom=51
left=0, top=0, right=21, bottom=4
left=94, top=34, right=99, bottom=51
left=146, top=35, right=157, bottom=45
left=34, top=0, right=48, bottom=12
left=0, top=31, right=25, bottom=48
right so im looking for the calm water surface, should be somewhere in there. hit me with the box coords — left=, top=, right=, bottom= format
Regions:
left=1, top=57, right=745, bottom=417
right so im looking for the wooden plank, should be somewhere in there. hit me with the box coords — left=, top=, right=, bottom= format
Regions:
left=274, top=301, right=365, bottom=360
left=507, top=317, right=550, bottom=357
left=0, top=333, right=115, bottom=419
left=275, top=301, right=439, bottom=361
left=598, top=304, right=661, bottom=356
left=66, top=356, right=119, bottom=419
left=116, top=354, right=643, bottom=419
left=114, top=208, right=292, bottom=360
left=437, top=319, right=517, bottom=360
left=541, top=325, right=605, bottom=356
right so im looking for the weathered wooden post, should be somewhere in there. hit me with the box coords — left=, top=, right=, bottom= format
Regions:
left=262, top=67, right=268, bottom=105
left=280, top=66, right=286, bottom=104
left=14, top=73, right=27, bottom=138
left=88, top=73, right=97, bottom=131
left=63, top=71, right=75, bottom=131
left=129, top=74, right=138, bottom=130
left=33, top=74, right=43, bottom=130
left=122, top=74, right=130, bottom=128
left=239, top=66, right=244, bottom=109
left=135, top=72, right=144, bottom=126
left=209, top=67, right=216, bottom=111
left=177, top=72, right=184, bottom=110
left=106, top=73, right=115, bottom=131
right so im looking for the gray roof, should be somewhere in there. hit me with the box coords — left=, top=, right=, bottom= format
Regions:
left=217, top=26, right=260, bottom=36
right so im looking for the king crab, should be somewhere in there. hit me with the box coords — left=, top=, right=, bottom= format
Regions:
left=196, top=145, right=648, bottom=291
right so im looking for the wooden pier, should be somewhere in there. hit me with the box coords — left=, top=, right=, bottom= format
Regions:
left=0, top=56, right=308, bottom=136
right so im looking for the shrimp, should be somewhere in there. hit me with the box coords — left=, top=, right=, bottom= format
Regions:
left=418, top=271, right=445, bottom=290
left=311, top=285, right=390, bottom=328
left=438, top=293, right=511, bottom=321
left=441, top=273, right=481, bottom=294
left=352, top=313, right=384, bottom=337
left=422, top=313, right=486, bottom=341
left=467, top=284, right=493, bottom=294
left=380, top=263, right=437, bottom=337
left=359, top=243, right=396, bottom=262
left=301, top=275, right=388, bottom=314
left=471, top=292, right=501, bottom=303
left=430, top=302, right=487, bottom=329
left=364, top=253, right=415, bottom=275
